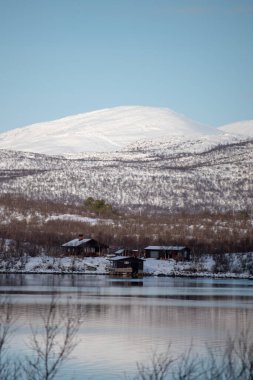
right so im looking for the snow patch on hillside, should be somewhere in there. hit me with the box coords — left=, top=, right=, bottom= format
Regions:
left=46, top=214, right=114, bottom=225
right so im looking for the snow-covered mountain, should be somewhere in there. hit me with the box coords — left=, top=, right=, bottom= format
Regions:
left=219, top=120, right=253, bottom=137
left=0, top=105, right=252, bottom=213
left=0, top=106, right=221, bottom=155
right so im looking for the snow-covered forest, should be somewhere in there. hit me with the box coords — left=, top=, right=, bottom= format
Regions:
left=0, top=135, right=252, bottom=213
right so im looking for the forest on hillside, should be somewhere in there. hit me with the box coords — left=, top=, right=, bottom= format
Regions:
left=0, top=195, right=252, bottom=258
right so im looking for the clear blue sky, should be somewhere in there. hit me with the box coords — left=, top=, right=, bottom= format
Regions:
left=0, top=0, right=253, bottom=132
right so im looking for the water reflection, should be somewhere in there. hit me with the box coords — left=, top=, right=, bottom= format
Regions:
left=0, top=274, right=252, bottom=379
left=108, top=279, right=143, bottom=287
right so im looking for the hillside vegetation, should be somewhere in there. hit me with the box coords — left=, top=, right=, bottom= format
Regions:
left=0, top=137, right=252, bottom=213
left=0, top=132, right=252, bottom=260
left=0, top=195, right=252, bottom=257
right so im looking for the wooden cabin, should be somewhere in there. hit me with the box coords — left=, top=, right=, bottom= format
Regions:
left=108, top=256, right=144, bottom=277
left=62, top=234, right=108, bottom=256
left=144, top=246, right=190, bottom=261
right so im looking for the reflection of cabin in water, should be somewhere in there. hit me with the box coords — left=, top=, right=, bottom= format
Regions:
left=62, top=234, right=108, bottom=256
left=144, top=246, right=190, bottom=261
left=108, top=256, right=144, bottom=277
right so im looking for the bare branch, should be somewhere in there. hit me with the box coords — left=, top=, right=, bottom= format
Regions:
left=23, top=296, right=82, bottom=380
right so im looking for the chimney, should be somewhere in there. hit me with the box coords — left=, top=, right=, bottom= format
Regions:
left=78, top=234, right=84, bottom=240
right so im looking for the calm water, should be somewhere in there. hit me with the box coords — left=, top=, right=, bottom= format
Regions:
left=0, top=274, right=252, bottom=379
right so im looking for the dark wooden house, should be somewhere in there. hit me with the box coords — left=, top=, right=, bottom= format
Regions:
left=144, top=246, right=190, bottom=261
left=62, top=234, right=108, bottom=256
left=108, top=256, right=144, bottom=277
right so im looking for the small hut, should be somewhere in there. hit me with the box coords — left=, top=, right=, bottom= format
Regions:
left=108, top=256, right=144, bottom=277
left=144, top=246, right=190, bottom=261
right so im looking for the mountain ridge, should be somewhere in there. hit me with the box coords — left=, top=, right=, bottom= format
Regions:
left=0, top=106, right=221, bottom=155
left=219, top=120, right=253, bottom=137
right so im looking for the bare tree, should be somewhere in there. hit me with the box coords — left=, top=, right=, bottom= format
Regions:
left=130, top=345, right=175, bottom=380
left=133, top=326, right=253, bottom=380
left=172, top=346, right=200, bottom=380
left=218, top=328, right=253, bottom=380
left=0, top=297, right=20, bottom=380
left=23, top=296, right=82, bottom=380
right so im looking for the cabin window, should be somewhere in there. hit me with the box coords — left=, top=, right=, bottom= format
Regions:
left=124, top=261, right=129, bottom=265
left=149, top=251, right=159, bottom=259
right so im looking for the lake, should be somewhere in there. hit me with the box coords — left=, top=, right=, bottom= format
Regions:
left=0, top=274, right=252, bottom=379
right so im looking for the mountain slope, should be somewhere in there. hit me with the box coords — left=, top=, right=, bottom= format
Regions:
left=0, top=106, right=220, bottom=155
left=0, top=137, right=252, bottom=213
left=219, top=120, right=253, bottom=137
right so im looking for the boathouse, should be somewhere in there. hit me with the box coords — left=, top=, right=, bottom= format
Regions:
left=62, top=234, right=108, bottom=256
left=108, top=256, right=144, bottom=277
left=144, top=246, right=190, bottom=261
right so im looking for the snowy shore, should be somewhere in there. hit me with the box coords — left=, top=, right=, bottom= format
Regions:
left=0, top=255, right=252, bottom=279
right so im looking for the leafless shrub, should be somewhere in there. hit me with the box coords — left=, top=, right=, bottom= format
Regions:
left=23, top=296, right=82, bottom=380
left=133, top=326, right=253, bottom=380
left=129, top=345, right=175, bottom=380
left=0, top=296, right=82, bottom=380
left=0, top=297, right=20, bottom=380
left=172, top=346, right=200, bottom=380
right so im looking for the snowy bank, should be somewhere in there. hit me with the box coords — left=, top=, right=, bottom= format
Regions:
left=0, top=254, right=252, bottom=279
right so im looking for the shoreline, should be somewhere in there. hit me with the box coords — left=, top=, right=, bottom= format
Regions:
left=0, top=254, right=252, bottom=280
left=0, top=269, right=252, bottom=280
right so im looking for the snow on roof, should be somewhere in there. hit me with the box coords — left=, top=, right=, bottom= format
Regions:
left=62, top=238, right=92, bottom=247
left=109, top=256, right=131, bottom=261
left=109, top=256, right=144, bottom=261
left=114, top=248, right=125, bottom=254
left=144, top=246, right=187, bottom=251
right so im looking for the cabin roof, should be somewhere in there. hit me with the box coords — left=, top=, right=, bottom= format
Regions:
left=144, top=245, right=187, bottom=251
left=109, top=256, right=145, bottom=261
left=62, top=238, right=92, bottom=247
left=114, top=248, right=125, bottom=254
